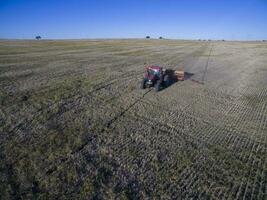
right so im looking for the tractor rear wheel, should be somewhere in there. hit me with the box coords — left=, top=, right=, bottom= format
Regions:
left=164, top=75, right=171, bottom=87
left=155, top=80, right=161, bottom=92
left=140, top=79, right=146, bottom=89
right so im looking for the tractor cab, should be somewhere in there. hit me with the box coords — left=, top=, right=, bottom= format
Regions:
left=147, top=66, right=161, bottom=77
left=145, top=66, right=163, bottom=83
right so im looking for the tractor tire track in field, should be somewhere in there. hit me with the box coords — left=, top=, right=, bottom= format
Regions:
left=105, top=89, right=153, bottom=129
left=43, top=89, right=154, bottom=175
left=201, top=44, right=213, bottom=83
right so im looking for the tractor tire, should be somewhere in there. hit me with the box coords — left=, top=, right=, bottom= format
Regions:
left=164, top=75, right=171, bottom=87
left=155, top=80, right=161, bottom=92
left=140, top=79, right=146, bottom=89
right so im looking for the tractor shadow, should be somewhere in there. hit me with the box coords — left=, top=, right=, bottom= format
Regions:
left=185, top=72, right=205, bottom=85
left=184, top=72, right=194, bottom=80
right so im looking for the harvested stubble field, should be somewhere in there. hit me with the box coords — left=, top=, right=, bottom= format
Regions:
left=0, top=39, right=266, bottom=199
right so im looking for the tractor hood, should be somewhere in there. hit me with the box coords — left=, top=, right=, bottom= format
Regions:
left=145, top=73, right=156, bottom=81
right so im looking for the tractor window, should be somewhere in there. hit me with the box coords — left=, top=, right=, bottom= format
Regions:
left=148, top=69, right=160, bottom=76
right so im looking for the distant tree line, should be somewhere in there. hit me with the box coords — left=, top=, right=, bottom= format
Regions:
left=146, top=36, right=164, bottom=39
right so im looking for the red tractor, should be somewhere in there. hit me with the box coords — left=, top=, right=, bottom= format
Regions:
left=140, top=66, right=172, bottom=92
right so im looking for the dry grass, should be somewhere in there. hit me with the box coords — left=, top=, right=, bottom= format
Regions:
left=0, top=39, right=267, bottom=199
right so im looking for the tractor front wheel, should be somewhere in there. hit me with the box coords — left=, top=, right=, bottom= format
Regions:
left=140, top=79, right=146, bottom=89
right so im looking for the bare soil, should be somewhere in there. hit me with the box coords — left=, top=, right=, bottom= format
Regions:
left=0, top=39, right=266, bottom=199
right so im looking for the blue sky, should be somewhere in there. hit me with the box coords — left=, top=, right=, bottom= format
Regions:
left=0, top=0, right=267, bottom=40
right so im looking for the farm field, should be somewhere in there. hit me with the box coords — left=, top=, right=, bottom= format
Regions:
left=0, top=39, right=267, bottom=199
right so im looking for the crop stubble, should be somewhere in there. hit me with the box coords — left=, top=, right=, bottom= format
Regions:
left=0, top=40, right=266, bottom=199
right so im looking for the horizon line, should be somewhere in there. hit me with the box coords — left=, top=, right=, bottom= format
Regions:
left=0, top=37, right=266, bottom=42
